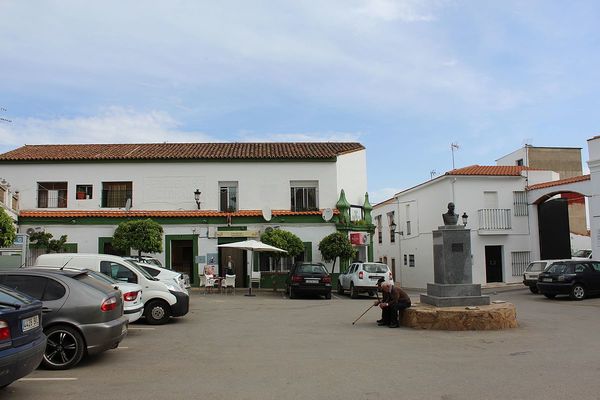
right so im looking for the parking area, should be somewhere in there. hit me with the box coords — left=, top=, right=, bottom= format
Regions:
left=5, top=287, right=600, bottom=400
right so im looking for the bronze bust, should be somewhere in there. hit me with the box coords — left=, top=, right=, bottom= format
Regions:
left=442, top=202, right=459, bottom=225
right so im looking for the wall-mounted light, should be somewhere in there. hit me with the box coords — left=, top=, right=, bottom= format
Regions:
left=462, top=212, right=469, bottom=226
left=194, top=189, right=201, bottom=209
left=390, top=221, right=404, bottom=236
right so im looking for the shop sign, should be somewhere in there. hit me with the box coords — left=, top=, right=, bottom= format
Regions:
left=216, top=230, right=260, bottom=238
left=349, top=232, right=369, bottom=245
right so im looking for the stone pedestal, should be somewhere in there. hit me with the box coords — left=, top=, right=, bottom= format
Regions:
left=420, top=225, right=490, bottom=307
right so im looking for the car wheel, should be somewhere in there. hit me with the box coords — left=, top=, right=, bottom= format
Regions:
left=337, top=282, right=344, bottom=295
left=42, top=325, right=85, bottom=370
left=145, top=300, right=171, bottom=325
left=570, top=284, right=586, bottom=300
left=288, top=286, right=296, bottom=299
left=543, top=293, right=556, bottom=299
left=325, top=292, right=332, bottom=300
left=368, top=291, right=375, bottom=297
left=529, top=286, right=539, bottom=294
left=350, top=283, right=358, bottom=299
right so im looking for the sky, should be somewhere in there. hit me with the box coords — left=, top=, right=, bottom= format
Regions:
left=1, top=0, right=599, bottom=204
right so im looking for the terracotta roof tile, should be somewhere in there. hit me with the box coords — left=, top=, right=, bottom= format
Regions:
left=446, top=165, right=533, bottom=176
left=0, top=143, right=365, bottom=162
left=527, top=174, right=590, bottom=190
left=18, top=209, right=338, bottom=219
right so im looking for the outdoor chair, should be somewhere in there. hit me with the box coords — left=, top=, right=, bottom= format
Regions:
left=222, top=274, right=236, bottom=294
left=204, top=274, right=217, bottom=294
left=250, top=270, right=261, bottom=289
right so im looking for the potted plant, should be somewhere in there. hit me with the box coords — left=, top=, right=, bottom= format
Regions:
left=76, top=191, right=86, bottom=199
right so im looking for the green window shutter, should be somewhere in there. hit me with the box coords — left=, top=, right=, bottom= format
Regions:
left=63, top=243, right=78, bottom=253
left=303, top=242, right=312, bottom=262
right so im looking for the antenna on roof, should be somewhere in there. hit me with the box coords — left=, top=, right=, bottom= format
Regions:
left=450, top=142, right=460, bottom=170
left=430, top=170, right=437, bottom=180
left=0, top=107, right=12, bottom=123
left=59, top=257, right=73, bottom=270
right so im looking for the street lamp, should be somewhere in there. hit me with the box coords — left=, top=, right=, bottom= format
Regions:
left=462, top=212, right=469, bottom=226
left=390, top=221, right=403, bottom=236
left=194, top=189, right=201, bottom=209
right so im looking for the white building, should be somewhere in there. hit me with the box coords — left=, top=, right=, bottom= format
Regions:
left=373, top=165, right=558, bottom=289
left=0, top=142, right=374, bottom=287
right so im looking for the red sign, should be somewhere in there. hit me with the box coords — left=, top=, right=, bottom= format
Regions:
left=349, top=232, right=364, bottom=245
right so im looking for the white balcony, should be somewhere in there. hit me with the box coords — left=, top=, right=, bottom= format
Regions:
left=477, top=209, right=511, bottom=234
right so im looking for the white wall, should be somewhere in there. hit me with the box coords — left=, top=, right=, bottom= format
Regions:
left=336, top=150, right=367, bottom=205
left=2, top=160, right=348, bottom=211
left=496, top=147, right=527, bottom=166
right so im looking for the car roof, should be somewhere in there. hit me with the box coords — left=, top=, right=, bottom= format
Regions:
left=9, top=267, right=89, bottom=279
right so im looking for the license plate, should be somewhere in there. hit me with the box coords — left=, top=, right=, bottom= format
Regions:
left=22, top=315, right=40, bottom=332
left=305, top=279, right=319, bottom=284
left=370, top=276, right=383, bottom=280
left=543, top=278, right=552, bottom=282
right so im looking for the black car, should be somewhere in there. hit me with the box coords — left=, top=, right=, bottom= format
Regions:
left=537, top=260, right=600, bottom=300
left=0, top=269, right=128, bottom=370
left=0, top=284, right=46, bottom=388
left=286, top=263, right=332, bottom=299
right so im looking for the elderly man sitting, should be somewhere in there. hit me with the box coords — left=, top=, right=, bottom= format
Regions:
left=374, top=278, right=412, bottom=328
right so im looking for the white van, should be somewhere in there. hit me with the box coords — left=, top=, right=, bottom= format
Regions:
left=34, top=253, right=189, bottom=325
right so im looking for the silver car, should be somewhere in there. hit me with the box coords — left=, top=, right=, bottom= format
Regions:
left=0, top=269, right=128, bottom=370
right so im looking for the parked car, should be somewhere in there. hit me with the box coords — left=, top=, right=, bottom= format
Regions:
left=82, top=269, right=144, bottom=323
left=572, top=249, right=592, bottom=260
left=522, top=260, right=556, bottom=294
left=338, top=262, right=393, bottom=298
left=0, top=269, right=128, bottom=370
left=123, top=255, right=163, bottom=268
left=127, top=259, right=190, bottom=292
left=537, top=260, right=600, bottom=300
left=286, top=263, right=332, bottom=299
left=0, top=284, right=46, bottom=388
left=35, top=253, right=189, bottom=325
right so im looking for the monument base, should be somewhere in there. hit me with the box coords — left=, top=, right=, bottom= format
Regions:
left=402, top=302, right=518, bottom=331
left=420, top=283, right=491, bottom=307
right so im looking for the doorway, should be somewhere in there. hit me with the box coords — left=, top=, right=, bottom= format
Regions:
left=538, top=198, right=571, bottom=260
left=218, top=248, right=246, bottom=288
left=171, top=240, right=193, bottom=284
left=485, top=246, right=503, bottom=283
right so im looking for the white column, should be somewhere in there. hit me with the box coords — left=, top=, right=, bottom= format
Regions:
left=586, top=136, right=600, bottom=259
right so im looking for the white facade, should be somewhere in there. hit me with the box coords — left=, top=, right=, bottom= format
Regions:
left=373, top=169, right=557, bottom=289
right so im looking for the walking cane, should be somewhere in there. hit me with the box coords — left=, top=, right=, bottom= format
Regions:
left=352, top=290, right=381, bottom=325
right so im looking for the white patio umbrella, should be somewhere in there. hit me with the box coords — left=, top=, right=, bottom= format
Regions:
left=217, top=240, right=287, bottom=296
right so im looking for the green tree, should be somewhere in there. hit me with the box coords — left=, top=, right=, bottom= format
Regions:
left=29, top=231, right=68, bottom=253
left=318, top=232, right=356, bottom=274
left=112, top=219, right=163, bottom=258
left=261, top=228, right=304, bottom=270
left=0, top=208, right=17, bottom=247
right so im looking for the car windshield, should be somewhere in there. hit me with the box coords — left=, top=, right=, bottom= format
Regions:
left=546, top=264, right=574, bottom=274
left=573, top=250, right=592, bottom=258
left=362, top=263, right=389, bottom=273
left=526, top=262, right=548, bottom=272
left=296, top=265, right=327, bottom=274
left=124, top=260, right=156, bottom=280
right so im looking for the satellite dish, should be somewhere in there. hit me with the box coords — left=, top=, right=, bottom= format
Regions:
left=322, top=208, right=334, bottom=221
left=262, top=208, right=272, bottom=222
left=264, top=227, right=273, bottom=233
left=26, top=227, right=35, bottom=235
left=125, top=198, right=132, bottom=211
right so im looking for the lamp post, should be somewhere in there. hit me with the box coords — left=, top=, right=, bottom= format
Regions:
left=194, top=189, right=201, bottom=209
left=389, top=221, right=403, bottom=285
left=461, top=212, right=469, bottom=226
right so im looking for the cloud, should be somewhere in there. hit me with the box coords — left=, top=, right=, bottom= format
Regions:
left=354, top=0, right=438, bottom=22
left=0, top=108, right=214, bottom=149
left=237, top=131, right=362, bottom=143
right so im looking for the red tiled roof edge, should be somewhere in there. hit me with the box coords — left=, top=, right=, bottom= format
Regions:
left=0, top=143, right=365, bottom=161
left=446, top=165, right=534, bottom=176
left=527, top=174, right=590, bottom=191
left=18, top=209, right=340, bottom=218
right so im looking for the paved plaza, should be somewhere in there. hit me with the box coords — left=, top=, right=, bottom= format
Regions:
left=5, top=287, right=600, bottom=400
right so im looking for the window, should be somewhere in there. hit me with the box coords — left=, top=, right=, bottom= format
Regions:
left=409, top=254, right=415, bottom=268
left=375, top=215, right=382, bottom=244
left=513, top=191, right=528, bottom=216
left=590, top=262, right=600, bottom=272
left=406, top=221, right=412, bottom=236
left=404, top=254, right=407, bottom=265
left=140, top=265, right=161, bottom=277
left=100, top=261, right=138, bottom=283
left=382, top=256, right=388, bottom=265
left=1, top=275, right=47, bottom=300
left=516, top=159, right=524, bottom=166
left=219, top=181, right=238, bottom=212
left=76, top=184, right=93, bottom=200
left=0, top=186, right=5, bottom=204
left=102, top=182, right=132, bottom=208
left=290, top=181, right=318, bottom=211
left=484, top=191, right=498, bottom=209
left=11, top=194, right=18, bottom=211
left=511, top=251, right=531, bottom=276
left=43, top=279, right=66, bottom=301
left=37, top=182, right=67, bottom=208
left=406, top=204, right=412, bottom=236
left=387, top=212, right=395, bottom=243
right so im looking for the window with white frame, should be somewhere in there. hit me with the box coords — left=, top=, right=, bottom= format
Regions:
left=290, top=181, right=318, bottom=211
left=375, top=215, right=382, bottom=244
left=405, top=204, right=411, bottom=236
left=219, top=181, right=238, bottom=212
left=409, top=254, right=415, bottom=268
left=0, top=186, right=5, bottom=204
left=37, top=182, right=68, bottom=208
left=511, top=251, right=530, bottom=276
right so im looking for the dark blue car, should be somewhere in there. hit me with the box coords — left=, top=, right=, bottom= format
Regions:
left=0, top=284, right=46, bottom=388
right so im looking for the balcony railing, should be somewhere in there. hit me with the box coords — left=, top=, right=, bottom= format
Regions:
left=478, top=209, right=511, bottom=230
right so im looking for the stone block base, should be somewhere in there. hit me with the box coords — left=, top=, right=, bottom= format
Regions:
left=402, top=302, right=518, bottom=331
left=420, top=293, right=491, bottom=307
